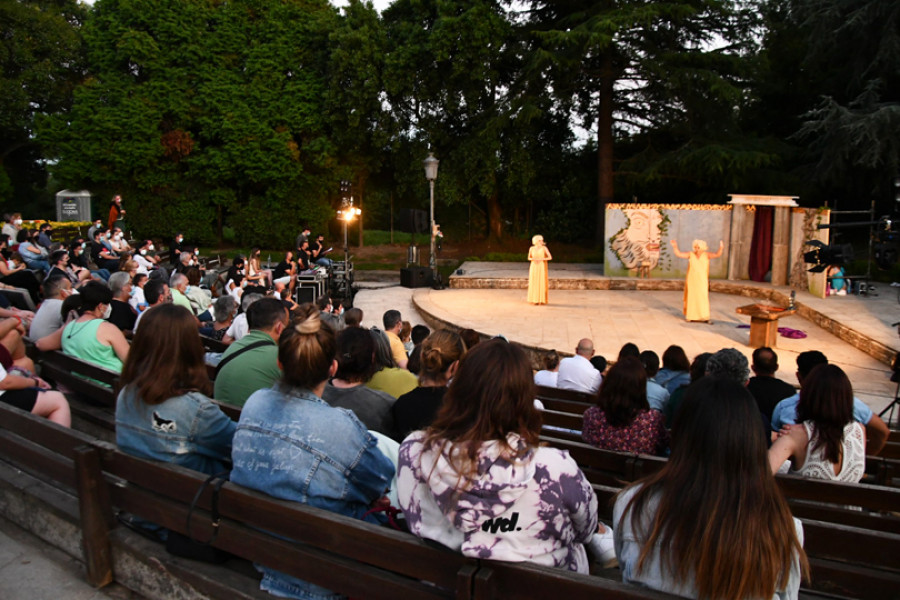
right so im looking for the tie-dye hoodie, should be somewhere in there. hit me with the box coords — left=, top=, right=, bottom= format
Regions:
left=397, top=431, right=598, bottom=573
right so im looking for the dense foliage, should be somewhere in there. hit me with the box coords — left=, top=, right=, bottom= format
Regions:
left=2, top=0, right=897, bottom=246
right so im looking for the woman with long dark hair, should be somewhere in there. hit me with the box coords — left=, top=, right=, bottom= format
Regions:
left=582, top=356, right=669, bottom=456
left=615, top=376, right=808, bottom=599
left=398, top=339, right=606, bottom=572
left=115, top=304, right=234, bottom=473
left=768, top=364, right=865, bottom=482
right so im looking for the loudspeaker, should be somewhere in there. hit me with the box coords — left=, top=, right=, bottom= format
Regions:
left=296, top=284, right=317, bottom=304
left=400, top=209, right=429, bottom=234
left=401, top=267, right=432, bottom=288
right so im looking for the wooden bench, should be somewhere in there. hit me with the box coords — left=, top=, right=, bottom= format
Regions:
left=2, top=404, right=892, bottom=599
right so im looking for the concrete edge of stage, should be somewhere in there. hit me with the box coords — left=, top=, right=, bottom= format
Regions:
left=432, top=262, right=897, bottom=367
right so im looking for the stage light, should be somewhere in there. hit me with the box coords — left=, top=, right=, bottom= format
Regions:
left=803, top=240, right=854, bottom=273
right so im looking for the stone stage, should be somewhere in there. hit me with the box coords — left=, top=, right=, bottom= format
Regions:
left=408, top=262, right=900, bottom=415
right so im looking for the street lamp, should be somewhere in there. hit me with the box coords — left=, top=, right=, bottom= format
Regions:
left=423, top=152, right=439, bottom=284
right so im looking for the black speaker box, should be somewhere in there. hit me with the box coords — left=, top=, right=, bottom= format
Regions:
left=401, top=267, right=432, bottom=288
left=296, top=284, right=317, bottom=304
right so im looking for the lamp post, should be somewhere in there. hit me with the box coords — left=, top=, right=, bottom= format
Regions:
left=423, top=152, right=439, bottom=284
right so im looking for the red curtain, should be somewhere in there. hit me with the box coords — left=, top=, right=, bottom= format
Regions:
left=748, top=206, right=773, bottom=282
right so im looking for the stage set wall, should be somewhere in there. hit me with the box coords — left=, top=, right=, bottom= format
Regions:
left=604, top=200, right=831, bottom=296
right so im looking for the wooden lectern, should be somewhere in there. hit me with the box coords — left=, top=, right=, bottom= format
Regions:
left=736, top=304, right=797, bottom=348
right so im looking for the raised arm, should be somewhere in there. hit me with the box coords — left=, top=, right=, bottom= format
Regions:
left=669, top=240, right=690, bottom=259
left=708, top=240, right=725, bottom=259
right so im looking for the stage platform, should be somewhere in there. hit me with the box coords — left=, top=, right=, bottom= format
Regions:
left=404, top=262, right=900, bottom=415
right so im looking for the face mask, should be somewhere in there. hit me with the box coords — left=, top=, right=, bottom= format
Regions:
left=149, top=244, right=155, bottom=251
left=102, top=304, right=112, bottom=319
left=129, top=287, right=137, bottom=297
left=105, top=232, right=111, bottom=239
left=238, top=269, right=245, bottom=275
left=176, top=237, right=183, bottom=244
left=116, top=233, right=123, bottom=240
left=194, top=248, right=199, bottom=255
left=95, top=222, right=102, bottom=228
left=140, top=249, right=147, bottom=255
left=14, top=219, right=22, bottom=226
left=81, top=242, right=87, bottom=249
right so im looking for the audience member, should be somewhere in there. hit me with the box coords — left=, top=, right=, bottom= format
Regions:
left=2, top=213, right=22, bottom=240
left=664, top=353, right=708, bottom=427
left=583, top=356, right=669, bottom=456
left=617, top=342, right=640, bottom=361
left=309, top=233, right=333, bottom=268
left=768, top=364, right=865, bottom=482
left=36, top=223, right=53, bottom=250
left=133, top=278, right=171, bottom=331
left=392, top=329, right=466, bottom=439
left=398, top=339, right=610, bottom=573
left=639, top=350, right=670, bottom=413
left=230, top=302, right=393, bottom=600
left=90, top=228, right=120, bottom=273
left=133, top=239, right=159, bottom=273
left=383, top=309, right=408, bottom=369
left=183, top=267, right=213, bottom=317
left=704, top=347, right=773, bottom=442
left=316, top=295, right=345, bottom=332
left=322, top=326, right=398, bottom=439
left=406, top=324, right=431, bottom=374
left=129, top=273, right=148, bottom=311
left=590, top=355, right=608, bottom=375
left=344, top=307, right=363, bottom=328
left=116, top=304, right=234, bottom=474
left=0, top=239, right=42, bottom=302
left=534, top=349, right=560, bottom=388
left=614, top=376, right=807, bottom=598
left=225, top=257, right=247, bottom=301
left=168, top=272, right=194, bottom=313
left=771, top=350, right=889, bottom=455
left=107, top=272, right=138, bottom=334
left=246, top=247, right=272, bottom=289
left=29, top=275, right=72, bottom=340
left=557, top=338, right=602, bottom=394
left=656, top=345, right=691, bottom=394
left=747, top=346, right=796, bottom=421
left=223, top=292, right=263, bottom=343
left=400, top=320, right=413, bottom=355
left=215, top=297, right=287, bottom=407
left=16, top=229, right=50, bottom=274
left=36, top=280, right=129, bottom=372
left=456, top=328, right=478, bottom=351
left=367, top=327, right=418, bottom=399
left=0, top=351, right=70, bottom=426
left=199, top=295, right=236, bottom=342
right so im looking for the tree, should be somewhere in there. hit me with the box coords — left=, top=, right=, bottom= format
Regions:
left=791, top=0, right=900, bottom=210
left=519, top=0, right=763, bottom=243
left=0, top=0, right=86, bottom=209
left=326, top=0, right=393, bottom=246
left=38, top=0, right=340, bottom=245
left=383, top=0, right=520, bottom=240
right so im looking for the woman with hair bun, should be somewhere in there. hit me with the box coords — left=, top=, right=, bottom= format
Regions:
left=392, top=329, right=466, bottom=439
left=398, top=339, right=610, bottom=572
left=614, top=376, right=807, bottom=598
left=230, top=304, right=394, bottom=600
left=768, top=363, right=865, bottom=482
left=36, top=280, right=129, bottom=372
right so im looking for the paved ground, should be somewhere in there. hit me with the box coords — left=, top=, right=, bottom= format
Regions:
left=0, top=516, right=137, bottom=600
left=356, top=263, right=900, bottom=417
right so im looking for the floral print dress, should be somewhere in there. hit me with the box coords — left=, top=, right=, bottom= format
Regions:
left=582, top=407, right=669, bottom=456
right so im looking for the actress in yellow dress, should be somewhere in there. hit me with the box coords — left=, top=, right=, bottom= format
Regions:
left=670, top=239, right=724, bottom=322
left=527, top=234, right=552, bottom=305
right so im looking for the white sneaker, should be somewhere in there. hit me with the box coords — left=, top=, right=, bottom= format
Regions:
left=586, top=526, right=618, bottom=568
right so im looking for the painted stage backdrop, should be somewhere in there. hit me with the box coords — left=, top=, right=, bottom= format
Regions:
left=605, top=204, right=732, bottom=278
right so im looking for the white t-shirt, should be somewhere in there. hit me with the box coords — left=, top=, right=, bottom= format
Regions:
left=225, top=313, right=249, bottom=341
left=556, top=355, right=602, bottom=394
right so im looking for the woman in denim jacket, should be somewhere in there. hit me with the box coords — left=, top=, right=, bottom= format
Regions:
left=231, top=304, right=394, bottom=600
left=116, top=304, right=235, bottom=475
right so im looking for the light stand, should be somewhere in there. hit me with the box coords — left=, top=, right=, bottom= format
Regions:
left=423, top=152, right=439, bottom=287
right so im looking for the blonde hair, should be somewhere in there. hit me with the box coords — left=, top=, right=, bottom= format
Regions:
left=692, top=239, right=707, bottom=252
left=531, top=234, right=544, bottom=245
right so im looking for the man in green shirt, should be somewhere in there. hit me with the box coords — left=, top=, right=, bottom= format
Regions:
left=169, top=273, right=194, bottom=314
left=214, top=297, right=288, bottom=407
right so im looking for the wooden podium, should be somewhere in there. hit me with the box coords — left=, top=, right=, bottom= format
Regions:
left=735, top=304, right=797, bottom=348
